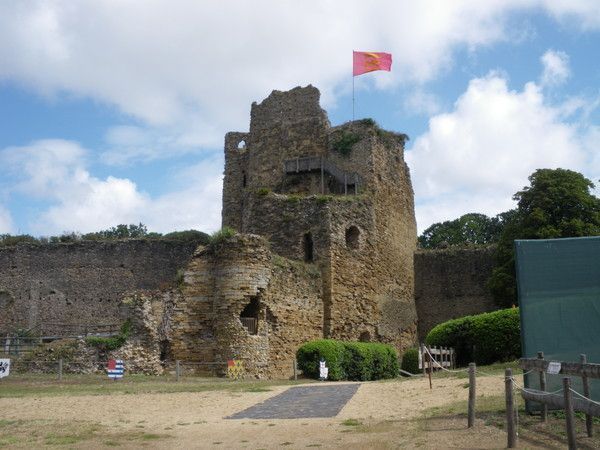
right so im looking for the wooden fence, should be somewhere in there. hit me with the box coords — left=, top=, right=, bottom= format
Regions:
left=418, top=344, right=455, bottom=371
left=504, top=353, right=600, bottom=449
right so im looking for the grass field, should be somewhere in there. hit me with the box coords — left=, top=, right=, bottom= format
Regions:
left=0, top=373, right=306, bottom=398
left=1, top=363, right=599, bottom=449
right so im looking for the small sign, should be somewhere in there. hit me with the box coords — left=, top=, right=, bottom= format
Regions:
left=547, top=361, right=561, bottom=375
left=0, top=359, right=10, bottom=378
left=107, top=359, right=124, bottom=380
left=319, top=360, right=328, bottom=380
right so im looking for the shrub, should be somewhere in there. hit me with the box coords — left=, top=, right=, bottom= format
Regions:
left=344, top=342, right=374, bottom=381
left=208, top=227, right=236, bottom=246
left=296, top=339, right=399, bottom=381
left=425, top=308, right=520, bottom=366
left=296, top=339, right=348, bottom=381
left=370, top=343, right=400, bottom=379
left=85, top=320, right=132, bottom=352
left=331, top=131, right=361, bottom=156
left=400, top=348, right=419, bottom=375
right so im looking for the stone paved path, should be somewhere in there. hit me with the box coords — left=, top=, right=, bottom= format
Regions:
left=227, top=384, right=360, bottom=419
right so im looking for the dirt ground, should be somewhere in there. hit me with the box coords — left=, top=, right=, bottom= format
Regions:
left=0, top=375, right=528, bottom=449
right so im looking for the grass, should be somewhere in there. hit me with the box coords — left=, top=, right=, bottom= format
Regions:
left=341, top=418, right=362, bottom=427
left=0, top=373, right=309, bottom=398
left=0, top=418, right=172, bottom=448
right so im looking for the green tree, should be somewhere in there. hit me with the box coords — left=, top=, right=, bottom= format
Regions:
left=82, top=223, right=148, bottom=240
left=418, top=213, right=504, bottom=249
left=489, top=168, right=600, bottom=307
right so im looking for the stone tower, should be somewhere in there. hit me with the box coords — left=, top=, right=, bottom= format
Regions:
left=222, top=85, right=418, bottom=349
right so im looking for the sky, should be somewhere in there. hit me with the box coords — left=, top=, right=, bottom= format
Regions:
left=1, top=1, right=599, bottom=237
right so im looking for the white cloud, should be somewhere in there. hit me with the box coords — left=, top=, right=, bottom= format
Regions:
left=405, top=89, right=442, bottom=116
left=1, top=1, right=599, bottom=164
left=406, top=72, right=596, bottom=232
left=540, top=49, right=570, bottom=86
left=0, top=206, right=14, bottom=234
left=0, top=140, right=222, bottom=235
left=2, top=139, right=87, bottom=197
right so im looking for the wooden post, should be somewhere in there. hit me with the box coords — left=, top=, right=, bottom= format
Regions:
left=468, top=363, right=476, bottom=427
left=538, top=351, right=547, bottom=422
left=505, top=368, right=517, bottom=448
left=175, top=360, right=181, bottom=382
left=293, top=359, right=297, bottom=381
left=580, top=354, right=593, bottom=437
left=427, top=346, right=432, bottom=390
left=58, top=358, right=63, bottom=381
left=563, top=377, right=577, bottom=450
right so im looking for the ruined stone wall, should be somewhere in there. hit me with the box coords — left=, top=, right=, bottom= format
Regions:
left=0, top=240, right=198, bottom=335
left=169, top=235, right=323, bottom=379
left=414, top=246, right=499, bottom=341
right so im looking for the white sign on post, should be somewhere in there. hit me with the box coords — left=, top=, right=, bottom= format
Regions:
left=0, top=359, right=10, bottom=378
left=546, top=361, right=561, bottom=375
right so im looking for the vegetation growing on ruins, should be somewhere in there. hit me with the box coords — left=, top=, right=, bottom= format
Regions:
left=331, top=130, right=361, bottom=156
left=296, top=339, right=399, bottom=381
left=256, top=187, right=271, bottom=196
left=85, top=320, right=132, bottom=351
left=425, top=308, right=520, bottom=366
left=284, top=194, right=302, bottom=203
left=0, top=224, right=210, bottom=247
left=207, top=227, right=236, bottom=247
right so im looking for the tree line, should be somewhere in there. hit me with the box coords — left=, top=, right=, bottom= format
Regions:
left=0, top=223, right=210, bottom=247
left=418, top=168, right=600, bottom=307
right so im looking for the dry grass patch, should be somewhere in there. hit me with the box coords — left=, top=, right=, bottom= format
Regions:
left=0, top=418, right=172, bottom=448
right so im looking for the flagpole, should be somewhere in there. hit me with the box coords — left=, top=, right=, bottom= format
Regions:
left=352, top=74, right=355, bottom=122
left=352, top=49, right=355, bottom=122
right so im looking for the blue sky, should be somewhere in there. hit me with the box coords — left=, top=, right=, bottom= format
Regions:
left=1, top=1, right=599, bottom=236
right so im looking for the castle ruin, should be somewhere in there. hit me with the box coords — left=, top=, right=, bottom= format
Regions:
left=0, top=86, right=499, bottom=379
left=166, top=85, right=418, bottom=377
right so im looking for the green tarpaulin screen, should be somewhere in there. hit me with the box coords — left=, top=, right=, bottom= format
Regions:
left=515, top=236, right=600, bottom=412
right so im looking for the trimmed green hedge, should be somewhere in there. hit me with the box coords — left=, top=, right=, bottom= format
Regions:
left=425, top=308, right=521, bottom=366
left=400, top=348, right=419, bottom=375
left=296, top=339, right=399, bottom=381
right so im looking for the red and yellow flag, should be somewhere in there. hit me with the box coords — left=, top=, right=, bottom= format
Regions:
left=353, top=51, right=392, bottom=76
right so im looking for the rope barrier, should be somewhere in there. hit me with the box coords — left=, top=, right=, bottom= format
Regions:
left=510, top=376, right=564, bottom=396
left=399, top=369, right=421, bottom=377
left=569, top=387, right=600, bottom=407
